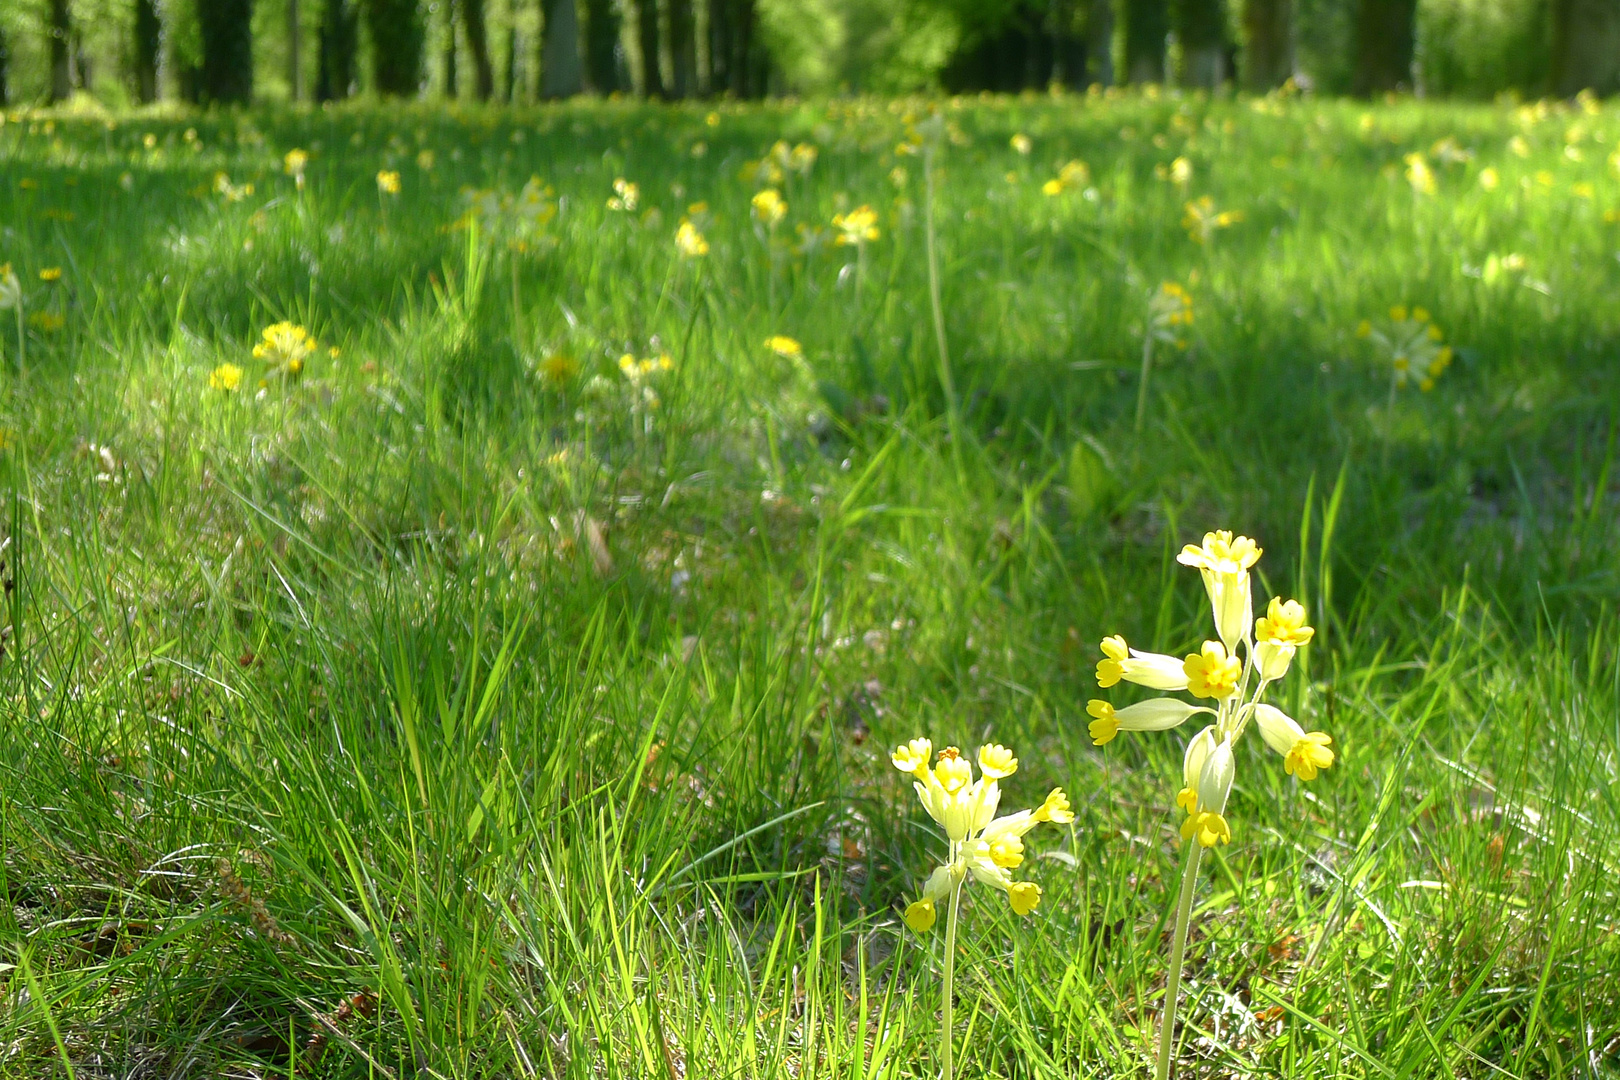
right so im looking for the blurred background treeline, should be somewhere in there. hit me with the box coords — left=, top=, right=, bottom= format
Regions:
left=0, top=0, right=1614, bottom=110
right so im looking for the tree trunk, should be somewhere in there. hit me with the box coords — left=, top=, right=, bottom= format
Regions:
left=1351, top=0, right=1414, bottom=94
left=636, top=0, right=664, bottom=97
left=708, top=0, right=732, bottom=93
left=583, top=0, right=620, bottom=93
left=316, top=0, right=360, bottom=99
left=199, top=0, right=255, bottom=102
left=1088, top=0, right=1114, bottom=84
left=1120, top=0, right=1167, bottom=83
left=0, top=25, right=9, bottom=106
left=1240, top=0, right=1290, bottom=89
left=367, top=0, right=425, bottom=94
left=504, top=20, right=520, bottom=100
left=540, top=0, right=582, bottom=96
left=48, top=0, right=72, bottom=102
left=464, top=0, right=495, bottom=98
left=1551, top=0, right=1620, bottom=96
left=667, top=0, right=694, bottom=96
left=443, top=0, right=458, bottom=95
left=134, top=0, right=161, bottom=102
left=289, top=0, right=302, bottom=99
left=1173, top=0, right=1225, bottom=86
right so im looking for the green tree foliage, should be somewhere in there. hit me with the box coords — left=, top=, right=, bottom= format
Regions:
left=199, top=0, right=254, bottom=102
left=937, top=0, right=1088, bottom=91
left=367, top=0, right=424, bottom=94
left=1550, top=0, right=1620, bottom=94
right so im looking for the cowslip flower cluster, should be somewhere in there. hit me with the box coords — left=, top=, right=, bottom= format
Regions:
left=284, top=148, right=309, bottom=190
left=893, top=739, right=1072, bottom=931
left=751, top=189, right=787, bottom=227
left=1089, top=531, right=1334, bottom=848
left=253, top=321, right=317, bottom=378
left=1041, top=160, right=1091, bottom=197
left=1356, top=305, right=1453, bottom=391
left=1182, top=196, right=1242, bottom=245
left=377, top=170, right=401, bottom=195
left=832, top=206, right=880, bottom=246
left=607, top=178, right=639, bottom=212
left=674, top=220, right=709, bottom=258
left=0, top=264, right=20, bottom=310
left=1149, top=282, right=1194, bottom=347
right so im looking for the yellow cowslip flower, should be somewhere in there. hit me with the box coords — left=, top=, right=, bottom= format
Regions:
left=1179, top=737, right=1234, bottom=847
left=0, top=264, right=19, bottom=310
left=1390, top=305, right=1408, bottom=322
left=1148, top=281, right=1194, bottom=346
left=1169, top=156, right=1193, bottom=187
left=764, top=336, right=802, bottom=358
left=789, top=143, right=817, bottom=173
left=1404, top=153, right=1436, bottom=195
left=892, top=737, right=932, bottom=778
left=284, top=148, right=309, bottom=190
left=377, top=170, right=401, bottom=195
left=1478, top=167, right=1500, bottom=191
left=29, top=312, right=64, bottom=333
left=1255, top=597, right=1314, bottom=647
left=1059, top=160, right=1090, bottom=187
left=1086, top=697, right=1208, bottom=746
left=39, top=267, right=61, bottom=283
left=894, top=740, right=1070, bottom=928
left=1096, top=635, right=1189, bottom=691
left=751, top=188, right=787, bottom=226
left=538, top=351, right=579, bottom=384
left=1254, top=704, right=1335, bottom=780
left=675, top=220, right=709, bottom=258
left=832, top=205, right=879, bottom=246
left=1010, top=133, right=1032, bottom=155
left=978, top=743, right=1018, bottom=779
left=1177, top=531, right=1259, bottom=650
left=209, top=362, right=244, bottom=391
left=1356, top=319, right=1373, bottom=338
left=1184, top=641, right=1241, bottom=700
left=416, top=149, right=436, bottom=171
left=252, top=321, right=317, bottom=376
left=1182, top=196, right=1242, bottom=245
left=607, top=177, right=639, bottom=212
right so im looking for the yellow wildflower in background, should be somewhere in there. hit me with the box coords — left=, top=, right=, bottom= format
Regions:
left=209, top=362, right=244, bottom=391
left=377, top=170, right=401, bottom=195
left=0, top=264, right=19, bottom=310
left=675, top=220, right=709, bottom=257
left=607, top=177, right=639, bottom=212
left=39, top=267, right=62, bottom=283
left=832, top=205, right=880, bottom=246
left=253, top=321, right=317, bottom=377
left=1010, top=133, right=1032, bottom=155
left=284, top=148, right=309, bottom=190
left=29, top=312, right=64, bottom=333
left=751, top=188, right=787, bottom=226
left=1405, top=153, right=1436, bottom=195
left=764, top=336, right=802, bottom=358
left=1182, top=196, right=1242, bottom=245
left=1361, top=305, right=1453, bottom=391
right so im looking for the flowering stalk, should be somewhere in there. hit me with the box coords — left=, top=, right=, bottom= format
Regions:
left=1088, top=531, right=1335, bottom=1080
left=892, top=739, right=1072, bottom=1080
left=921, top=123, right=960, bottom=466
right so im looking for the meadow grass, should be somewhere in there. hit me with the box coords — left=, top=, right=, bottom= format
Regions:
left=0, top=89, right=1616, bottom=1077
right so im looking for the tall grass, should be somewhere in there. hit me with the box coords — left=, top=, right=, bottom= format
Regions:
left=0, top=91, right=1615, bottom=1076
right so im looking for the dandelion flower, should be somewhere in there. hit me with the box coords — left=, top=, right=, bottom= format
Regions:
left=764, top=336, right=802, bottom=358
left=39, top=267, right=62, bottom=283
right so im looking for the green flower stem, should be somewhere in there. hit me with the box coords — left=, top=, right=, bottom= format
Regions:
left=941, top=869, right=963, bottom=1080
left=1156, top=839, right=1203, bottom=1080
left=1134, top=332, right=1154, bottom=434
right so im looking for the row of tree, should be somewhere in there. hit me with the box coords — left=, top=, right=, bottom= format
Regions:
left=0, top=0, right=1614, bottom=108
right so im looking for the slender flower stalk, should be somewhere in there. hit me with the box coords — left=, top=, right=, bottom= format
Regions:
left=1088, top=531, right=1336, bottom=1080
left=892, top=739, right=1072, bottom=1080
left=0, top=263, right=24, bottom=377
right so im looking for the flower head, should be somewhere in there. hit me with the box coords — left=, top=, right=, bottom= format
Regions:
left=1255, top=597, right=1314, bottom=647
left=252, top=321, right=317, bottom=376
left=751, top=188, right=787, bottom=226
left=607, top=178, right=639, bottom=212
left=764, top=335, right=802, bottom=358
left=209, top=362, right=244, bottom=391
left=1096, top=635, right=1190, bottom=691
left=1184, top=640, right=1241, bottom=700
left=1010, top=133, right=1032, bottom=156
left=377, top=170, right=401, bottom=195
left=898, top=738, right=1061, bottom=930
left=675, top=220, right=709, bottom=258
left=39, top=267, right=62, bottom=283
left=1086, top=697, right=1207, bottom=745
left=284, top=148, right=309, bottom=189
left=1254, top=704, right=1335, bottom=780
left=0, top=264, right=20, bottom=310
left=832, top=206, right=879, bottom=246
